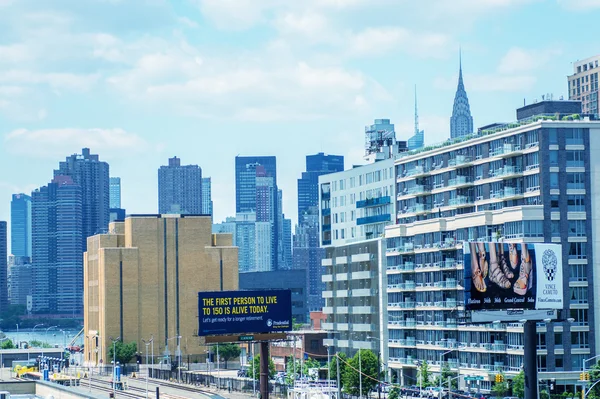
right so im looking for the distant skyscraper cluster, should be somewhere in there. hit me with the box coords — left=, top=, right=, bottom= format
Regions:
left=568, top=54, right=600, bottom=115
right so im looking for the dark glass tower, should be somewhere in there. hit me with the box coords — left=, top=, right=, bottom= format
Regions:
left=295, top=152, right=343, bottom=311
left=450, top=52, right=474, bottom=139
left=0, top=222, right=7, bottom=313
left=11, top=193, right=32, bottom=258
left=158, top=156, right=203, bottom=215
left=54, top=148, right=109, bottom=248
left=298, top=153, right=344, bottom=220
left=32, top=176, right=83, bottom=315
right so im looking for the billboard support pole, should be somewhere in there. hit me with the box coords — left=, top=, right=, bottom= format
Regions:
left=260, top=341, right=269, bottom=399
left=524, top=320, right=537, bottom=399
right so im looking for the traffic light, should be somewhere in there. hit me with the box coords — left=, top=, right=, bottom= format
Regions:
left=495, top=374, right=504, bottom=383
left=579, top=372, right=591, bottom=381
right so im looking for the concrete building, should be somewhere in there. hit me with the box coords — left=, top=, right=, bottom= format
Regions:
left=568, top=55, right=600, bottom=115
left=83, top=214, right=238, bottom=365
left=450, top=53, right=474, bottom=139
left=158, top=157, right=203, bottom=215
left=321, top=239, right=388, bottom=363
left=212, top=217, right=236, bottom=244
left=11, top=194, right=32, bottom=258
left=109, top=177, right=121, bottom=209
left=32, top=175, right=83, bottom=315
left=319, top=158, right=396, bottom=246
left=202, top=177, right=213, bottom=217
left=298, top=153, right=344, bottom=220
left=0, top=221, right=7, bottom=312
left=239, top=269, right=308, bottom=323
left=386, top=106, right=600, bottom=392
left=54, top=148, right=109, bottom=248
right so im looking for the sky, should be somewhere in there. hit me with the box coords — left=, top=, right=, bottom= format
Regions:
left=0, top=0, right=599, bottom=243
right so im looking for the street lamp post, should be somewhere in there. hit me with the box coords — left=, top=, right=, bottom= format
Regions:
left=142, top=337, right=153, bottom=399
left=43, top=326, right=57, bottom=358
left=109, top=336, right=120, bottom=398
left=30, top=324, right=44, bottom=362
left=368, top=335, right=384, bottom=399
left=439, top=349, right=460, bottom=399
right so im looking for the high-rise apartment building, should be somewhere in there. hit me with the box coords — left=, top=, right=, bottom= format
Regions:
left=32, top=175, right=83, bottom=315
left=109, top=177, right=121, bottom=209
left=11, top=193, right=32, bottom=258
left=386, top=102, right=598, bottom=392
left=568, top=55, right=600, bottom=115
left=0, top=221, right=7, bottom=312
left=158, top=157, right=203, bottom=215
left=235, top=156, right=280, bottom=271
left=450, top=54, right=474, bottom=139
left=201, top=177, right=213, bottom=217
left=212, top=217, right=236, bottom=244
left=84, top=214, right=238, bottom=365
left=54, top=148, right=109, bottom=247
left=282, top=217, right=292, bottom=270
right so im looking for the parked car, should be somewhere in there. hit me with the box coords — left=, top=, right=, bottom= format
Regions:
left=237, top=368, right=248, bottom=377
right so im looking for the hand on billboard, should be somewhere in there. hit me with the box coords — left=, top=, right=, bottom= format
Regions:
left=514, top=244, right=532, bottom=296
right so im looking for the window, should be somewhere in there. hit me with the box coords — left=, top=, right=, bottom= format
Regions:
left=566, top=150, right=585, bottom=167
left=550, top=195, right=559, bottom=211
left=567, top=173, right=585, bottom=190
left=548, top=128, right=558, bottom=145
left=523, top=221, right=543, bottom=237
left=567, top=195, right=586, bottom=212
left=555, top=355, right=564, bottom=371
left=551, top=221, right=560, bottom=237
left=570, top=287, right=588, bottom=304
left=549, top=151, right=558, bottom=166
left=526, top=130, right=539, bottom=147
left=569, top=242, right=586, bottom=259
left=570, top=308, right=588, bottom=325
left=525, top=174, right=540, bottom=191
left=555, top=332, right=563, bottom=347
left=570, top=264, right=587, bottom=281
left=568, top=220, right=586, bottom=236
left=566, top=128, right=585, bottom=145
left=550, top=172, right=559, bottom=188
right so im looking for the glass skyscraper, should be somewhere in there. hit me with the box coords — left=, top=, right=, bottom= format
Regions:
left=109, top=177, right=121, bottom=209
left=10, top=193, right=32, bottom=258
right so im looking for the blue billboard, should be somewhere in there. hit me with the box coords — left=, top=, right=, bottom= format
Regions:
left=198, top=289, right=292, bottom=336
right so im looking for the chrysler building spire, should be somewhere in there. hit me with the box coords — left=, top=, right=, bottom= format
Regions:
left=450, top=48, right=474, bottom=138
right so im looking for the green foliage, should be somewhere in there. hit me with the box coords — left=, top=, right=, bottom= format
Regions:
left=29, top=340, right=54, bottom=349
left=0, top=305, right=26, bottom=329
left=539, top=389, right=549, bottom=399
left=108, top=341, right=137, bottom=364
left=342, top=350, right=379, bottom=397
left=418, top=360, right=432, bottom=388
left=512, top=370, right=524, bottom=399
left=588, top=360, right=600, bottom=398
left=287, top=355, right=320, bottom=384
left=217, top=343, right=241, bottom=367
left=329, top=352, right=348, bottom=385
left=1, top=339, right=15, bottom=349
left=247, top=355, right=276, bottom=381
left=491, top=380, right=508, bottom=397
left=433, top=363, right=457, bottom=390
left=292, top=318, right=303, bottom=331
left=388, top=387, right=400, bottom=399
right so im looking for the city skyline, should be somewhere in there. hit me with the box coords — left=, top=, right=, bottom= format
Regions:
left=0, top=1, right=598, bottom=234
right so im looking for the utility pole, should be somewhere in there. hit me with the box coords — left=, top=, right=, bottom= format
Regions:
left=336, top=354, right=341, bottom=399
left=260, top=342, right=269, bottom=399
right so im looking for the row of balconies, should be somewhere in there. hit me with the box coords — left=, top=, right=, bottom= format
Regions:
left=388, top=300, right=459, bottom=309
left=388, top=279, right=460, bottom=291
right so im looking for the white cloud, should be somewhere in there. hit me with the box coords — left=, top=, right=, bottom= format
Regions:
left=498, top=47, right=562, bottom=74
left=557, top=0, right=600, bottom=10
left=348, top=27, right=450, bottom=58
left=194, top=0, right=278, bottom=30
left=4, top=128, right=151, bottom=158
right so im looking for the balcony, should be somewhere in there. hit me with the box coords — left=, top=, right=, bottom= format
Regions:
left=493, top=165, right=522, bottom=179
left=356, top=196, right=391, bottom=208
left=406, top=166, right=429, bottom=177
left=322, top=224, right=331, bottom=232
left=448, top=196, right=470, bottom=206
left=322, top=208, right=331, bottom=216
left=408, top=185, right=429, bottom=196
left=447, top=176, right=472, bottom=188
left=356, top=213, right=391, bottom=225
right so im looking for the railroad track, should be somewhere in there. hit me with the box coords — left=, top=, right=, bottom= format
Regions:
left=90, top=377, right=217, bottom=399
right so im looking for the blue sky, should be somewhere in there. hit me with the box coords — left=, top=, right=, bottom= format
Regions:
left=0, top=0, right=598, bottom=236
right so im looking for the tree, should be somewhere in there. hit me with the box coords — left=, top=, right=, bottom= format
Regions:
left=512, top=371, right=524, bottom=399
left=216, top=343, right=241, bottom=368
left=1, top=340, right=15, bottom=349
left=588, top=360, right=600, bottom=399
left=433, top=362, right=457, bottom=390
left=29, top=340, right=53, bottom=349
left=491, top=380, right=508, bottom=397
left=247, top=355, right=276, bottom=381
left=108, top=341, right=137, bottom=364
left=418, top=360, right=432, bottom=388
left=389, top=386, right=400, bottom=399
left=342, top=349, right=379, bottom=397
left=0, top=305, right=25, bottom=329
left=329, top=352, right=348, bottom=386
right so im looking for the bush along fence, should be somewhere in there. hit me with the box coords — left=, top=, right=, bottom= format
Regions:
left=149, top=368, right=289, bottom=396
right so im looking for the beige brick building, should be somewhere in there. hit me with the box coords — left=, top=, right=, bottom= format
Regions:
left=83, top=214, right=238, bottom=365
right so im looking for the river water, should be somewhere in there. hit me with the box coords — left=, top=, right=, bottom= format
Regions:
left=1, top=329, right=84, bottom=347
